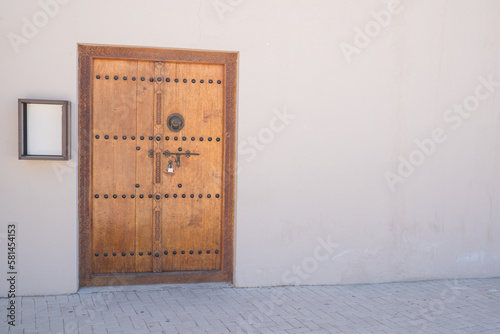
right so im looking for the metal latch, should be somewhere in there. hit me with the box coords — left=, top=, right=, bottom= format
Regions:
left=163, top=150, right=200, bottom=167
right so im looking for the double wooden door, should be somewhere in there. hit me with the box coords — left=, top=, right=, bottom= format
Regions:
left=79, top=46, right=236, bottom=286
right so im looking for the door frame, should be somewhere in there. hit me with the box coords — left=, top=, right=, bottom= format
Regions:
left=78, top=44, right=237, bottom=287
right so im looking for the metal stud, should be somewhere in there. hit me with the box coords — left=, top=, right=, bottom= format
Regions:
left=130, top=252, right=135, bottom=256
left=156, top=136, right=161, bottom=141
left=207, top=194, right=211, bottom=198
left=178, top=147, right=182, bottom=152
left=173, top=194, right=177, bottom=198
left=136, top=184, right=140, bottom=188
left=136, top=146, right=140, bottom=150
left=173, top=251, right=177, bottom=255
left=181, top=250, right=185, bottom=254
left=96, top=75, right=101, bottom=79
left=114, top=135, right=118, bottom=140
left=94, top=135, right=99, bottom=141
left=191, top=137, right=195, bottom=141
left=123, top=76, right=127, bottom=80
left=95, top=252, right=99, bottom=256
left=215, top=250, right=219, bottom=254
left=104, top=253, right=108, bottom=256
left=104, top=195, right=108, bottom=199
left=208, top=137, right=212, bottom=141
left=141, top=77, right=145, bottom=81
left=122, top=252, right=126, bottom=256
left=132, top=77, right=136, bottom=81
left=206, top=250, right=210, bottom=254
left=209, top=79, right=213, bottom=84
left=113, top=252, right=117, bottom=256
left=139, top=194, right=144, bottom=198
left=123, top=136, right=127, bottom=140
left=140, top=136, right=145, bottom=140
left=198, top=250, right=202, bottom=254
left=182, top=136, right=187, bottom=141
left=199, top=137, right=204, bottom=141
left=104, top=135, right=109, bottom=139
left=131, top=136, right=136, bottom=140
left=175, top=78, right=179, bottom=83
left=122, top=195, right=126, bottom=198
left=165, top=194, right=169, bottom=198
left=189, top=250, right=194, bottom=254
left=166, top=78, right=170, bottom=82
left=131, top=195, right=135, bottom=199
left=190, top=194, right=194, bottom=198
left=199, top=194, right=203, bottom=198
left=149, top=78, right=154, bottom=82
left=216, top=137, right=221, bottom=142
left=139, top=252, right=143, bottom=256
left=114, top=76, right=118, bottom=80
left=148, top=251, right=152, bottom=255
left=217, top=80, right=222, bottom=84
left=113, top=194, right=117, bottom=198
left=95, top=194, right=99, bottom=198
left=191, top=79, right=196, bottom=83
left=216, top=194, right=220, bottom=198
left=105, top=75, right=109, bottom=80
left=165, top=136, right=170, bottom=140
left=174, top=136, right=178, bottom=140
left=156, top=195, right=160, bottom=200
left=200, top=80, right=204, bottom=83
left=164, top=250, right=168, bottom=255
left=178, top=184, right=182, bottom=188
left=182, top=194, right=186, bottom=198
left=148, top=194, right=153, bottom=198
left=157, top=77, right=162, bottom=82
left=149, top=136, right=153, bottom=140
left=155, top=253, right=159, bottom=257
left=183, top=79, right=187, bottom=83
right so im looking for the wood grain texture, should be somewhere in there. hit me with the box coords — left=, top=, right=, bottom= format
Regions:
left=92, top=59, right=137, bottom=274
left=79, top=44, right=237, bottom=287
left=79, top=46, right=92, bottom=284
left=88, top=271, right=232, bottom=286
left=161, top=62, right=224, bottom=272
left=135, top=61, right=154, bottom=273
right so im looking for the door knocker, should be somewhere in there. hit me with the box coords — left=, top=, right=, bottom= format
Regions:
left=167, top=113, right=184, bottom=132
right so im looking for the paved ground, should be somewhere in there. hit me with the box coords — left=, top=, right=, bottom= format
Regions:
left=1, top=278, right=499, bottom=334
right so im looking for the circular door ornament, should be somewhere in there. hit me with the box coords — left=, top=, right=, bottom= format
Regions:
left=167, top=113, right=184, bottom=132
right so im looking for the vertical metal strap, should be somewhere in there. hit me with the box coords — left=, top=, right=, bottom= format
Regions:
left=154, top=210, right=161, bottom=241
left=153, top=208, right=161, bottom=273
left=152, top=61, right=165, bottom=273
left=156, top=93, right=162, bottom=125
left=155, top=152, right=161, bottom=184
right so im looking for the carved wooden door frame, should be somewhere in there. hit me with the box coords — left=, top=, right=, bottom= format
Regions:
left=78, top=44, right=237, bottom=287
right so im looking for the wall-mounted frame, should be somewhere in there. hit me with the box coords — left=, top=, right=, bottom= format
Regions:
left=18, top=99, right=70, bottom=160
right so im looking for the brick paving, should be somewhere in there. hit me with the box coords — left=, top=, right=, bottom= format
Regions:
left=1, top=278, right=499, bottom=333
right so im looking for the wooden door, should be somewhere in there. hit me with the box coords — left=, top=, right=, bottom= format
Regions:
left=79, top=45, right=237, bottom=286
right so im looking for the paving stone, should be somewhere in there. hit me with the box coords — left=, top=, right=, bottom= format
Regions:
left=1, top=278, right=499, bottom=333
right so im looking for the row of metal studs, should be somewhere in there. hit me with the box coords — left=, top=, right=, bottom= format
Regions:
left=96, top=75, right=222, bottom=84
left=94, top=194, right=221, bottom=199
left=95, top=249, right=219, bottom=257
left=94, top=135, right=221, bottom=142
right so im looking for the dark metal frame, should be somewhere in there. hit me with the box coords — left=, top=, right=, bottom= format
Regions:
left=78, top=44, right=238, bottom=287
left=18, top=99, right=70, bottom=160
